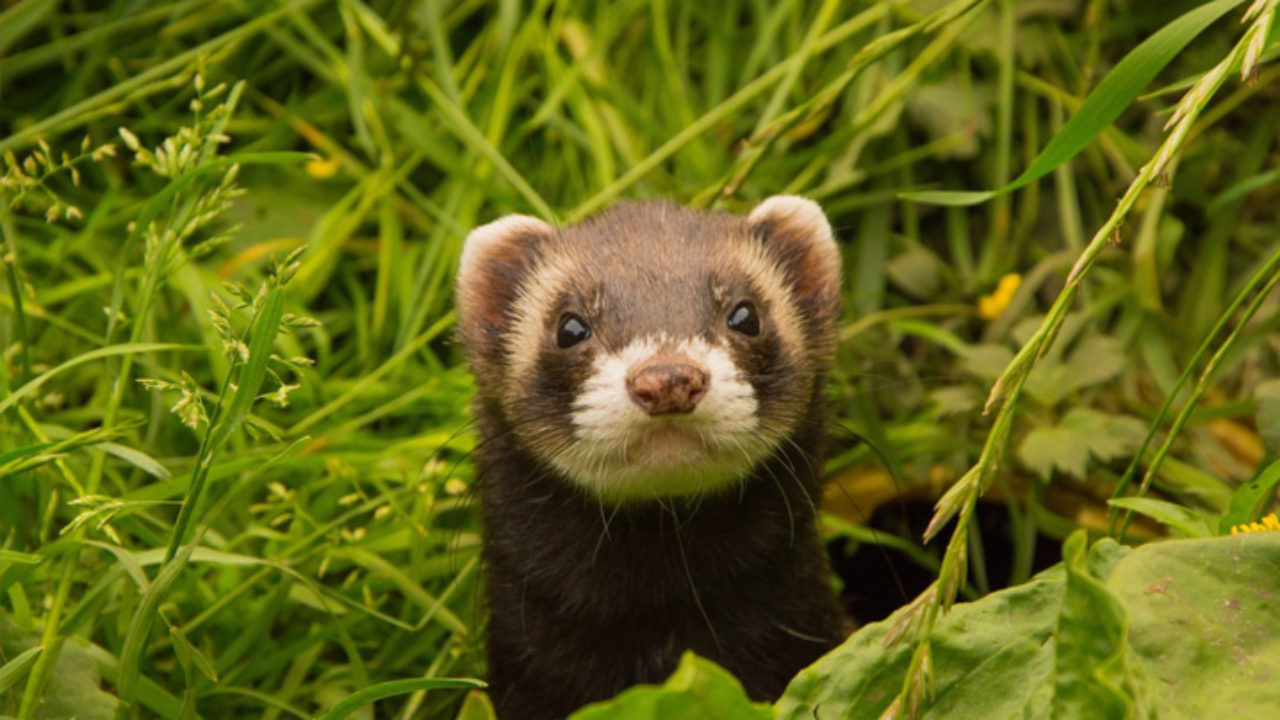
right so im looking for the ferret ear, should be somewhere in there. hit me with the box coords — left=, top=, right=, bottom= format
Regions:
left=456, top=214, right=555, bottom=333
left=747, top=195, right=842, bottom=322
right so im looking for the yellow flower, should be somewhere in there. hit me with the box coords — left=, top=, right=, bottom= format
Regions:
left=978, top=273, right=1021, bottom=320
left=1230, top=512, right=1280, bottom=535
left=305, top=156, right=339, bottom=179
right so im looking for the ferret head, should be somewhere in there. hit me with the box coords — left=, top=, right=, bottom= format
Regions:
left=456, top=197, right=842, bottom=503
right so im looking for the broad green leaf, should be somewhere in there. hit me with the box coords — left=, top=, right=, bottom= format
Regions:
left=571, top=653, right=770, bottom=720
left=957, top=344, right=1013, bottom=381
left=902, top=0, right=1249, bottom=206
left=1026, top=336, right=1128, bottom=406
left=1019, top=425, right=1090, bottom=480
left=1052, top=531, right=1134, bottom=720
left=902, top=78, right=987, bottom=158
left=929, top=386, right=981, bottom=418
left=778, top=568, right=1064, bottom=719
left=1108, top=497, right=1214, bottom=538
left=0, top=614, right=118, bottom=720
left=1018, top=408, right=1149, bottom=483
left=885, top=247, right=943, bottom=300
left=1060, top=408, right=1147, bottom=462
left=778, top=534, right=1280, bottom=718
left=1218, top=458, right=1280, bottom=533
left=1111, top=534, right=1280, bottom=718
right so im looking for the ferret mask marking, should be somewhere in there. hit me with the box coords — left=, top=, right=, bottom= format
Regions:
left=555, top=335, right=766, bottom=500
left=456, top=196, right=842, bottom=503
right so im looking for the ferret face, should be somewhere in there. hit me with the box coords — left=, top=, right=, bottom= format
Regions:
left=456, top=197, right=842, bottom=503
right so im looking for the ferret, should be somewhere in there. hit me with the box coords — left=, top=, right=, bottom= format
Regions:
left=455, top=196, right=846, bottom=720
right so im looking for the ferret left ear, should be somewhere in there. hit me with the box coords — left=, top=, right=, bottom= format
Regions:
left=748, top=195, right=842, bottom=322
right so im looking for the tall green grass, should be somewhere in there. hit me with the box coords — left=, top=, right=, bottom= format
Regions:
left=2, top=1, right=1278, bottom=718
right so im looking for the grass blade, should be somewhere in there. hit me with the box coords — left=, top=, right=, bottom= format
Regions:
left=904, top=0, right=1249, bottom=206
left=0, top=646, right=42, bottom=695
left=0, top=343, right=200, bottom=417
left=315, top=677, right=486, bottom=720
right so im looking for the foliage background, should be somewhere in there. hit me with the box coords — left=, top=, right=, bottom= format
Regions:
left=1, top=0, right=1278, bottom=718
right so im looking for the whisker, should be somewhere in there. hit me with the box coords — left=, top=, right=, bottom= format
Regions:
left=819, top=420, right=912, bottom=606
left=591, top=501, right=621, bottom=564
left=671, top=505, right=721, bottom=653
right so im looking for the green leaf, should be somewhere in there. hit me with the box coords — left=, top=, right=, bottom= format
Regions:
left=1060, top=408, right=1147, bottom=462
left=206, top=287, right=286, bottom=455
left=778, top=534, right=1280, bottom=718
left=1206, top=169, right=1280, bottom=215
left=930, top=386, right=981, bottom=418
left=1218, top=458, right=1280, bottom=533
left=0, top=0, right=57, bottom=55
left=0, top=646, right=41, bottom=695
left=1019, top=425, right=1090, bottom=480
left=452, top=690, right=498, bottom=720
left=885, top=247, right=943, bottom=300
left=1154, top=456, right=1234, bottom=510
left=100, top=442, right=171, bottom=480
left=1052, top=531, right=1133, bottom=720
left=1111, top=534, right=1280, bottom=718
left=0, top=550, right=43, bottom=566
left=570, top=653, right=770, bottom=720
left=957, top=344, right=1013, bottom=381
left=0, top=343, right=200, bottom=417
left=1026, top=336, right=1127, bottom=405
left=1107, top=497, right=1215, bottom=538
left=1255, top=379, right=1280, bottom=454
left=900, top=189, right=998, bottom=206
left=169, top=626, right=219, bottom=683
left=902, top=0, right=1249, bottom=206
left=0, top=614, right=118, bottom=720
left=779, top=567, right=1064, bottom=719
left=117, top=544, right=197, bottom=705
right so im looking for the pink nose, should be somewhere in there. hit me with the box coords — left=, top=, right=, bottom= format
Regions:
left=626, top=361, right=708, bottom=415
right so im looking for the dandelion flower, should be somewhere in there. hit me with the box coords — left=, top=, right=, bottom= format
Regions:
left=305, top=157, right=339, bottom=179
left=1230, top=512, right=1280, bottom=535
left=977, top=273, right=1021, bottom=319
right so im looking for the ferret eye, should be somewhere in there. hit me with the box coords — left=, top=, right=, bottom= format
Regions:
left=556, top=313, right=592, bottom=348
left=727, top=301, right=760, bottom=336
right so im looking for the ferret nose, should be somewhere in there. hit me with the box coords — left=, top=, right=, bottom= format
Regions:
left=626, top=361, right=708, bottom=415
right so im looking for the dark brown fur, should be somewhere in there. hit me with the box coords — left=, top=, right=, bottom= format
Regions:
left=475, top=400, right=842, bottom=720
left=457, top=200, right=846, bottom=719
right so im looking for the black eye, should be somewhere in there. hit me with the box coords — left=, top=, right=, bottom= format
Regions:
left=727, top=301, right=760, bottom=336
left=557, top=313, right=592, bottom=348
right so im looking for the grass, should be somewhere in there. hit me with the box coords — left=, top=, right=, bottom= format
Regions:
left=2, top=1, right=1279, bottom=718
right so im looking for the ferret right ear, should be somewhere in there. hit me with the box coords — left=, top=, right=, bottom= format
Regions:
left=456, top=214, right=555, bottom=334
